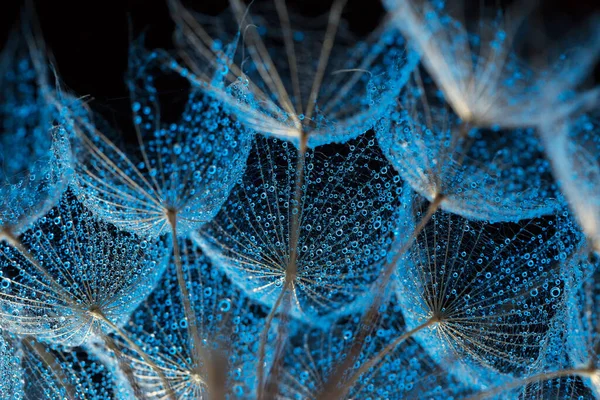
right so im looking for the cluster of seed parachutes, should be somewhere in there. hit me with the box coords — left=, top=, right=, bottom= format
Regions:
left=1, top=0, right=600, bottom=399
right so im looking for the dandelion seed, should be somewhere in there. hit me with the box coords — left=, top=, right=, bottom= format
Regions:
left=110, top=241, right=271, bottom=399
left=194, top=132, right=410, bottom=322
left=0, top=193, right=169, bottom=347
left=377, top=74, right=561, bottom=222
left=20, top=338, right=119, bottom=400
left=462, top=250, right=600, bottom=398
left=194, top=130, right=411, bottom=398
left=276, top=296, right=471, bottom=399
left=390, top=205, right=581, bottom=388
left=164, top=0, right=419, bottom=147
left=385, top=0, right=600, bottom=129
left=62, top=43, right=254, bottom=399
left=71, top=44, right=251, bottom=239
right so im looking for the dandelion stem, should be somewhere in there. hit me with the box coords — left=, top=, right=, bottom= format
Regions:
left=100, top=334, right=145, bottom=400
left=304, top=0, right=348, bottom=122
left=257, top=285, right=291, bottom=400
left=22, top=336, right=77, bottom=399
left=205, top=348, right=228, bottom=400
left=167, top=210, right=207, bottom=384
left=453, top=120, right=475, bottom=168
left=274, top=0, right=302, bottom=115
left=257, top=285, right=284, bottom=398
left=257, top=133, right=309, bottom=399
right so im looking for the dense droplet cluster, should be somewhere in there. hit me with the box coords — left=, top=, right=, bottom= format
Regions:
left=276, top=295, right=469, bottom=399
left=20, top=340, right=120, bottom=399
left=1, top=0, right=600, bottom=398
left=519, top=375, right=595, bottom=399
left=0, top=26, right=73, bottom=235
left=195, top=133, right=410, bottom=321
left=0, top=193, right=169, bottom=347
left=112, top=242, right=272, bottom=399
left=0, top=334, right=22, bottom=399
left=396, top=204, right=581, bottom=387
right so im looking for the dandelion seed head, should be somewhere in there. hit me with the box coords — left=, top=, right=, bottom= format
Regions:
left=0, top=1, right=596, bottom=398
